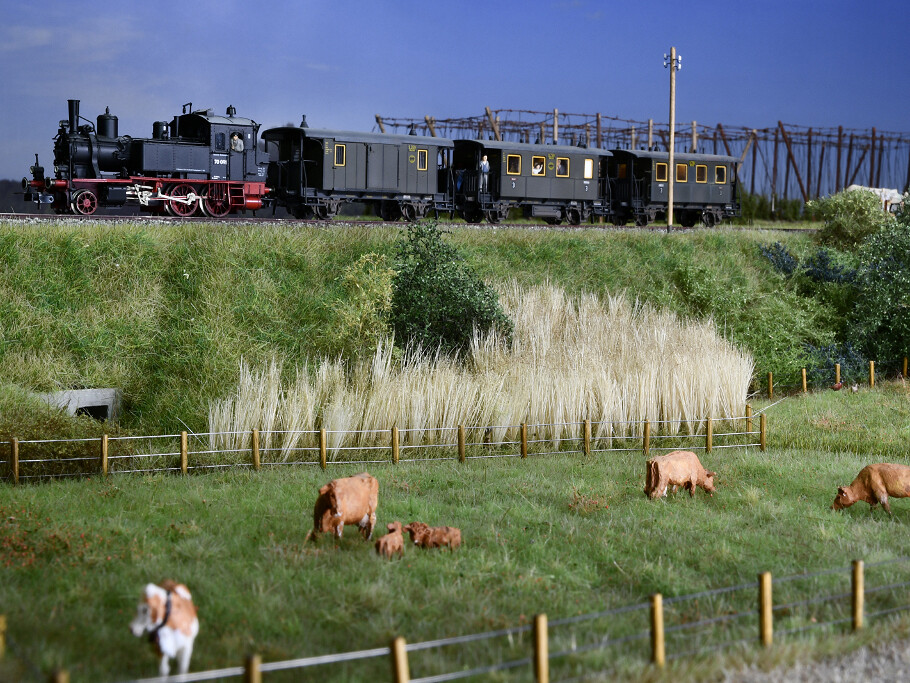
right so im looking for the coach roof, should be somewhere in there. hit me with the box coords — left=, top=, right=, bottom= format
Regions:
left=263, top=126, right=454, bottom=147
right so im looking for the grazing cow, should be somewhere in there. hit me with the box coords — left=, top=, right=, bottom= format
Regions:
left=403, top=521, right=462, bottom=550
left=307, top=472, right=379, bottom=541
left=375, top=521, right=405, bottom=559
left=645, top=450, right=716, bottom=499
left=832, top=463, right=910, bottom=515
left=129, top=580, right=199, bottom=677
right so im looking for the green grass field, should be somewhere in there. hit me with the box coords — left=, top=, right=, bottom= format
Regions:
left=3, top=382, right=910, bottom=682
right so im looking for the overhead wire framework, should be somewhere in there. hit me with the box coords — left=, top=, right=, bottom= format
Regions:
left=377, top=108, right=910, bottom=204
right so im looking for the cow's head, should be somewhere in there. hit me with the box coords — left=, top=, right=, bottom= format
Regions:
left=387, top=521, right=403, bottom=534
left=832, top=486, right=857, bottom=510
left=703, top=471, right=717, bottom=494
left=129, top=584, right=166, bottom=637
left=403, top=522, right=429, bottom=544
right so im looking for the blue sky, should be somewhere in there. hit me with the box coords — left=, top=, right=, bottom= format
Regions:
left=1, top=0, right=907, bottom=180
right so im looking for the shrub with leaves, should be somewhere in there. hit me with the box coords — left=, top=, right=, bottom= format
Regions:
left=849, top=221, right=910, bottom=369
left=390, top=221, right=513, bottom=356
left=808, top=189, right=895, bottom=250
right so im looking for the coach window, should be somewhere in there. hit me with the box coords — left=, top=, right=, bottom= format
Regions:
left=616, top=163, right=627, bottom=180
left=507, top=154, right=521, bottom=175
left=556, top=158, right=569, bottom=177
left=655, top=162, right=668, bottom=182
left=334, top=144, right=346, bottom=167
left=583, top=158, right=594, bottom=179
left=532, top=156, right=546, bottom=176
left=715, top=165, right=727, bottom=184
left=676, top=163, right=687, bottom=183
left=695, top=164, right=708, bottom=183
left=418, top=149, right=428, bottom=171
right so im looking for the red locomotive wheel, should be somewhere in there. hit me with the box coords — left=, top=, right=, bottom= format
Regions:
left=168, top=184, right=200, bottom=217
left=202, top=185, right=231, bottom=217
left=70, top=190, right=98, bottom=215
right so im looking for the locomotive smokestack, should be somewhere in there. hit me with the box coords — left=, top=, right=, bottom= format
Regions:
left=68, top=99, right=80, bottom=133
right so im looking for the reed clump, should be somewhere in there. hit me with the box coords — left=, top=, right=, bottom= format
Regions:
left=208, top=282, right=753, bottom=459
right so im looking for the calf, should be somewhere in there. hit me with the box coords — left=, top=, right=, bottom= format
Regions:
left=375, top=521, right=405, bottom=559
left=645, top=450, right=716, bottom=499
left=832, top=463, right=910, bottom=515
left=129, top=580, right=199, bottom=677
left=307, top=472, right=379, bottom=541
left=403, top=521, right=462, bottom=550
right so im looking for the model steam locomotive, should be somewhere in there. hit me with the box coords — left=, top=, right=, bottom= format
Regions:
left=24, top=99, right=740, bottom=226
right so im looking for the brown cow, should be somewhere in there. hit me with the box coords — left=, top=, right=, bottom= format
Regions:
left=375, top=521, right=404, bottom=559
left=644, top=450, right=716, bottom=499
left=307, top=472, right=379, bottom=541
left=403, top=521, right=462, bottom=550
left=832, top=463, right=910, bottom=515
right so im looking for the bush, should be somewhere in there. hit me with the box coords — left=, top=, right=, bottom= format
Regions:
left=808, top=189, right=895, bottom=250
left=390, top=222, right=513, bottom=356
left=849, top=221, right=910, bottom=369
left=327, top=253, right=395, bottom=360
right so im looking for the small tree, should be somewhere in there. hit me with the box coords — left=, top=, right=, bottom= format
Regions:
left=390, top=221, right=513, bottom=356
left=808, top=189, right=894, bottom=250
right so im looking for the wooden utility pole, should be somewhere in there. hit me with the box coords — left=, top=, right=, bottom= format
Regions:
left=691, top=120, right=697, bottom=152
left=836, top=126, right=844, bottom=192
left=596, top=113, right=603, bottom=148
left=772, top=129, right=779, bottom=215
left=553, top=108, right=559, bottom=144
left=648, top=119, right=653, bottom=148
left=485, top=107, right=501, bottom=141
left=375, top=115, right=386, bottom=133
left=869, top=127, right=876, bottom=186
left=424, top=116, right=437, bottom=137
left=778, top=121, right=808, bottom=202
left=667, top=47, right=678, bottom=228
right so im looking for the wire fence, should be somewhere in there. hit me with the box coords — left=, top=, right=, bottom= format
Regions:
left=1, top=413, right=766, bottom=484
left=757, top=358, right=909, bottom=399
left=5, top=557, right=907, bottom=682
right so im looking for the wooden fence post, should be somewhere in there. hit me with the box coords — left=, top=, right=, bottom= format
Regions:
left=759, top=414, right=767, bottom=452
left=903, top=356, right=908, bottom=378
left=49, top=670, right=69, bottom=683
left=180, top=431, right=188, bottom=475
left=100, top=434, right=108, bottom=476
left=767, top=372, right=773, bottom=399
left=801, top=368, right=807, bottom=393
left=520, top=422, right=528, bottom=459
left=745, top=405, right=753, bottom=437
left=706, top=417, right=713, bottom=454
left=0, top=614, right=6, bottom=660
left=319, top=429, right=327, bottom=470
left=835, top=363, right=841, bottom=386
left=251, top=429, right=260, bottom=471
left=458, top=425, right=466, bottom=463
left=650, top=593, right=665, bottom=667
left=10, top=438, right=18, bottom=485
left=642, top=420, right=650, bottom=458
left=583, top=419, right=591, bottom=457
left=245, top=653, right=262, bottom=683
left=534, top=613, right=549, bottom=683
left=391, top=636, right=410, bottom=683
left=852, top=560, right=864, bottom=631
left=759, top=572, right=773, bottom=647
left=869, top=360, right=875, bottom=388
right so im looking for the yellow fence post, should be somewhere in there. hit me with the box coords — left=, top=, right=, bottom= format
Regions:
left=835, top=363, right=841, bottom=386
left=392, top=426, right=399, bottom=465
left=0, top=614, right=6, bottom=660
left=520, top=422, right=528, bottom=459
left=180, top=431, right=188, bottom=475
left=869, top=360, right=875, bottom=388
left=319, top=429, right=327, bottom=470
left=759, top=571, right=773, bottom=647
left=650, top=593, right=665, bottom=667
left=534, top=613, right=549, bottom=683
left=767, top=372, right=773, bottom=400
left=244, top=653, right=262, bottom=683
left=706, top=417, right=713, bottom=454
left=801, top=368, right=807, bottom=393
left=904, top=356, right=908, bottom=378
left=643, top=420, right=650, bottom=458
left=251, top=429, right=260, bottom=471
left=10, top=438, right=18, bottom=485
left=583, top=419, right=591, bottom=457
left=852, top=560, right=864, bottom=631
left=100, top=434, right=108, bottom=476
left=391, top=636, right=410, bottom=683
left=745, top=405, right=753, bottom=437
left=458, top=425, right=466, bottom=463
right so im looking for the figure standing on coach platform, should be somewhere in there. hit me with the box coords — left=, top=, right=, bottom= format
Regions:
left=479, top=155, right=490, bottom=193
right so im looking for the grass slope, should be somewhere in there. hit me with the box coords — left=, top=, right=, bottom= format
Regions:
left=1, top=220, right=826, bottom=437
left=2, top=384, right=910, bottom=681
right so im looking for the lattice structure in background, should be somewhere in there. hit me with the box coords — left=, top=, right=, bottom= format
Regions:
left=376, top=108, right=910, bottom=204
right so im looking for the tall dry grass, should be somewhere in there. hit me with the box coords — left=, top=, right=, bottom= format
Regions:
left=208, top=282, right=753, bottom=459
